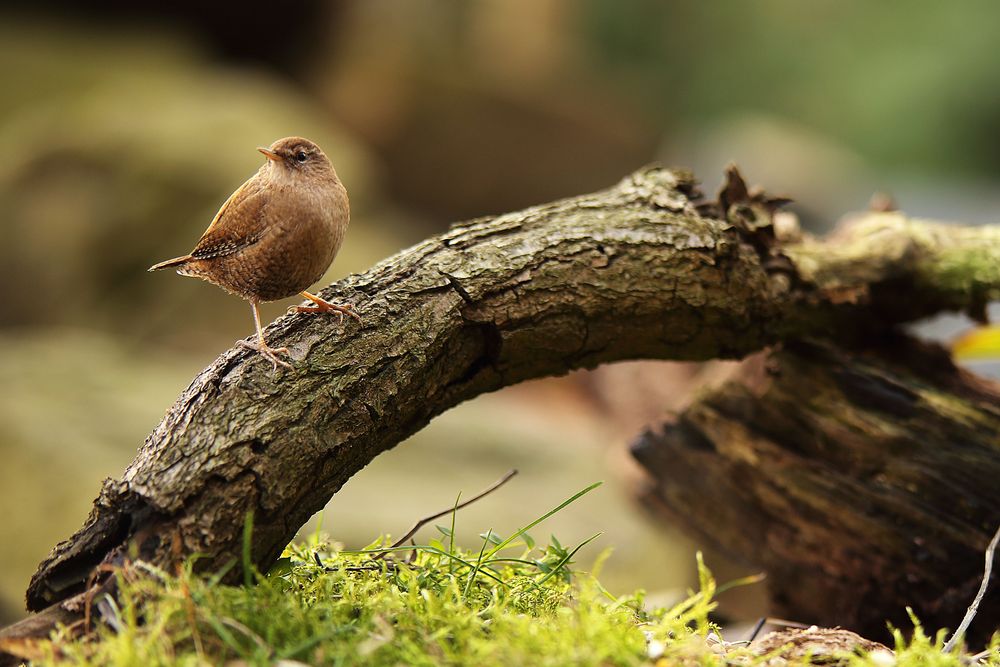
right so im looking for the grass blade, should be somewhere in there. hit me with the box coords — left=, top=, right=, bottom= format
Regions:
left=535, top=532, right=602, bottom=587
left=482, top=482, right=602, bottom=562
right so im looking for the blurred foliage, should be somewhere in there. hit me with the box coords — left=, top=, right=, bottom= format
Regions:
left=582, top=0, right=1000, bottom=177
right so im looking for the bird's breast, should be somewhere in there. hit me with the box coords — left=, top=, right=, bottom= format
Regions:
left=246, top=181, right=349, bottom=300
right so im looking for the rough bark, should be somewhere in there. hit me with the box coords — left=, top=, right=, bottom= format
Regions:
left=8, top=166, right=1000, bottom=645
left=632, top=337, right=1000, bottom=643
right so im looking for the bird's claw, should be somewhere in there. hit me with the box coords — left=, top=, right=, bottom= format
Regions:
left=237, top=339, right=292, bottom=372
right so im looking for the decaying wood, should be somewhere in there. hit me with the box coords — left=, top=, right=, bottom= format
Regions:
left=6, top=166, right=1000, bottom=650
left=632, top=337, right=1000, bottom=643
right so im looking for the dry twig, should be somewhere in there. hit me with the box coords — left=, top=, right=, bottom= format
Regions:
left=374, top=470, right=519, bottom=560
left=943, top=523, right=1000, bottom=653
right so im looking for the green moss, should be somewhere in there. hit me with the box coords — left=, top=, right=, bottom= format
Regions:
left=36, top=538, right=644, bottom=666
left=30, top=489, right=1000, bottom=666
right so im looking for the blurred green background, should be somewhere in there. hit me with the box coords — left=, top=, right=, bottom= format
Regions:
left=2, top=0, right=999, bottom=625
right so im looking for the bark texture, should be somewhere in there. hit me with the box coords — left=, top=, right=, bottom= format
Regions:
left=632, top=338, right=1000, bottom=643
left=10, top=166, right=1000, bottom=644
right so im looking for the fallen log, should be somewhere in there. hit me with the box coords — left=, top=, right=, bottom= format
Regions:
left=632, top=337, right=1000, bottom=643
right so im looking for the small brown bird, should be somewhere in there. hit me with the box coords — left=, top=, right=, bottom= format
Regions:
left=149, top=136, right=359, bottom=370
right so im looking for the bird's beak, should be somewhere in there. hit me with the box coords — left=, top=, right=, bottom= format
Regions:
left=257, top=147, right=281, bottom=161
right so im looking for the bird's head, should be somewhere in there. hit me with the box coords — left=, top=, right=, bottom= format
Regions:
left=258, top=137, right=336, bottom=180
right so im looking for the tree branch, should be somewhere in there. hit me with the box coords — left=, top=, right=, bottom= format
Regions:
left=18, top=167, right=1000, bottom=628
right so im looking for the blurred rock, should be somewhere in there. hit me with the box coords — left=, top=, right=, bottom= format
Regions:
left=0, top=16, right=395, bottom=348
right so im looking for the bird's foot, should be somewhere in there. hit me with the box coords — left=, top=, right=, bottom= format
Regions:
left=289, top=297, right=362, bottom=323
left=237, top=339, right=292, bottom=371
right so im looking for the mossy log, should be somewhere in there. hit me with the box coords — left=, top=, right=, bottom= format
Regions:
left=632, top=338, right=1000, bottom=643
left=3, top=166, right=1000, bottom=652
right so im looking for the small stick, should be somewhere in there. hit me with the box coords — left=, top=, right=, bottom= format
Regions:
left=373, top=469, right=519, bottom=560
left=943, top=523, right=1000, bottom=653
left=745, top=617, right=768, bottom=644
left=745, top=617, right=811, bottom=644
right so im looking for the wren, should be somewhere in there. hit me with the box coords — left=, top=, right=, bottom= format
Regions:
left=149, top=136, right=358, bottom=370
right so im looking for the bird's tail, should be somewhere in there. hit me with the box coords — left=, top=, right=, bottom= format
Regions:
left=148, top=255, right=192, bottom=272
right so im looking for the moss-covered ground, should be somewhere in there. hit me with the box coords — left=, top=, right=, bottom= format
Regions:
left=28, top=484, right=1000, bottom=666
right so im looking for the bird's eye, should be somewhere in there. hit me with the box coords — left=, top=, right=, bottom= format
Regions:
left=295, top=151, right=308, bottom=163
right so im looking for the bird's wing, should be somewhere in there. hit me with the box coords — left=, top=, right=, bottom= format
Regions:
left=190, top=178, right=270, bottom=260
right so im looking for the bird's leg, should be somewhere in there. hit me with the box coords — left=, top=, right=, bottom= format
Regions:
left=290, top=290, right=362, bottom=323
left=237, top=301, right=291, bottom=371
